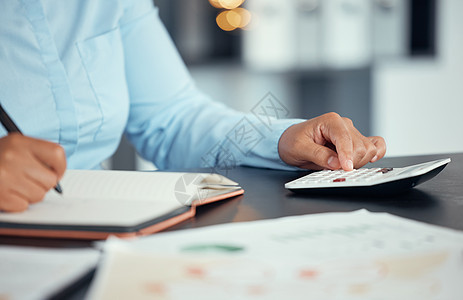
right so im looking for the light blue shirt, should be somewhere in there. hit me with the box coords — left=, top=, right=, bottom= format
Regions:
left=0, top=0, right=302, bottom=170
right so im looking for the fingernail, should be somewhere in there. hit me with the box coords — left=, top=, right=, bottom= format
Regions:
left=328, top=156, right=340, bottom=169
left=346, top=160, right=354, bottom=171
left=371, top=155, right=378, bottom=162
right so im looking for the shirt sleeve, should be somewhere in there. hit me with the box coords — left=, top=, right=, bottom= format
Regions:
left=119, top=1, right=304, bottom=171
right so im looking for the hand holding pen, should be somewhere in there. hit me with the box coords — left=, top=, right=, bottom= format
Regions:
left=0, top=104, right=66, bottom=212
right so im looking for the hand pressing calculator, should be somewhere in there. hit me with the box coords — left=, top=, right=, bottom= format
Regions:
left=285, top=158, right=451, bottom=196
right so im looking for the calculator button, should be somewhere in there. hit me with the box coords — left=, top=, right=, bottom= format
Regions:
left=378, top=168, right=394, bottom=174
left=363, top=174, right=382, bottom=181
left=293, top=166, right=394, bottom=186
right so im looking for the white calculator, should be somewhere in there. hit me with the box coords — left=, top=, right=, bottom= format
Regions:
left=285, top=158, right=451, bottom=195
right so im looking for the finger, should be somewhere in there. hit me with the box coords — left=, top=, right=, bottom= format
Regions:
left=0, top=193, right=29, bottom=212
left=322, top=122, right=354, bottom=171
left=28, top=139, right=67, bottom=178
left=352, top=139, right=377, bottom=168
left=299, top=143, right=341, bottom=170
left=340, top=119, right=374, bottom=169
left=368, top=136, right=387, bottom=162
left=23, top=159, right=61, bottom=191
left=9, top=173, right=48, bottom=204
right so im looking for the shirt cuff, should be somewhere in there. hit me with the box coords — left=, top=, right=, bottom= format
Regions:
left=238, top=116, right=306, bottom=171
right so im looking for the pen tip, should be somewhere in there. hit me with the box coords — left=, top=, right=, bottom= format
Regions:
left=54, top=183, right=63, bottom=194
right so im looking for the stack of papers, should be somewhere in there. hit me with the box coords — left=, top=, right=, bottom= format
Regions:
left=0, top=246, right=99, bottom=300
left=87, top=210, right=463, bottom=300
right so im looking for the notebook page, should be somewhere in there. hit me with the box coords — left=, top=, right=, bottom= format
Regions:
left=0, top=171, right=192, bottom=226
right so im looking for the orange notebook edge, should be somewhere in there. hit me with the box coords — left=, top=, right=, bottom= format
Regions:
left=0, top=209, right=196, bottom=240
left=192, top=188, right=245, bottom=207
left=138, top=188, right=245, bottom=236
left=0, top=189, right=244, bottom=240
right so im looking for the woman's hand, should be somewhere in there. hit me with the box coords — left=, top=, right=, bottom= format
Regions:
left=278, top=112, right=386, bottom=171
left=0, top=133, right=66, bottom=212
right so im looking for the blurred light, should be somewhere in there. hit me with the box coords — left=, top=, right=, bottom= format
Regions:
left=218, top=0, right=244, bottom=9
left=216, top=8, right=252, bottom=32
left=209, top=0, right=245, bottom=9
left=208, top=0, right=222, bottom=9
left=216, top=11, right=236, bottom=31
left=209, top=0, right=244, bottom=9
left=233, top=7, right=252, bottom=29
left=226, top=10, right=241, bottom=28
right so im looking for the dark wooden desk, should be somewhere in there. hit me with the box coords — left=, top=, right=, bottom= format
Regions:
left=1, top=152, right=462, bottom=298
left=163, top=152, right=463, bottom=233
left=2, top=152, right=462, bottom=244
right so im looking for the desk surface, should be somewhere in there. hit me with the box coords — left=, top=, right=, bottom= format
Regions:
left=1, top=153, right=462, bottom=298
left=1, top=152, right=462, bottom=247
left=174, top=152, right=463, bottom=233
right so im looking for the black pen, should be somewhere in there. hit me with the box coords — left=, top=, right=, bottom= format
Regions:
left=0, top=104, right=63, bottom=194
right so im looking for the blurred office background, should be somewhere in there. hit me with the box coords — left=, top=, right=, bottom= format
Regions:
left=111, top=0, right=463, bottom=170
